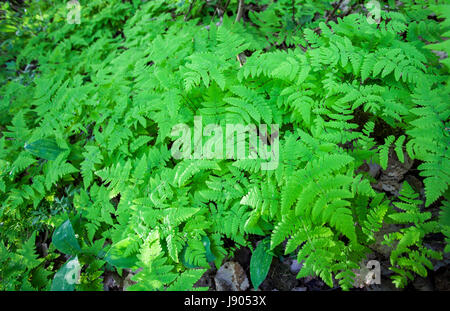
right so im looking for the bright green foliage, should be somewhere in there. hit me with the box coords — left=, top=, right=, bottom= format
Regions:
left=0, top=0, right=448, bottom=291
left=51, top=256, right=80, bottom=291
left=250, top=238, right=273, bottom=289
left=0, top=232, right=51, bottom=290
left=383, top=183, right=443, bottom=288
left=440, top=198, right=450, bottom=254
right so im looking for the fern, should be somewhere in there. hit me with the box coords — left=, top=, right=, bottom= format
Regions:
left=0, top=0, right=448, bottom=292
left=383, top=182, right=443, bottom=288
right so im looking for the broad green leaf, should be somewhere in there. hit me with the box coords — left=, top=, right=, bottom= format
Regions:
left=250, top=239, right=273, bottom=289
left=50, top=256, right=81, bottom=291
left=52, top=220, right=81, bottom=256
left=202, top=236, right=216, bottom=263
left=24, top=138, right=67, bottom=160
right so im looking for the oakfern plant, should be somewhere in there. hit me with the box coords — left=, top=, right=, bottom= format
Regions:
left=0, top=0, right=448, bottom=290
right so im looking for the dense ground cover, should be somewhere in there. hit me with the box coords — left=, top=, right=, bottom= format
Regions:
left=0, top=0, right=449, bottom=291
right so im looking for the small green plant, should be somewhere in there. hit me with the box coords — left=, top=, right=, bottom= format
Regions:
left=0, top=0, right=448, bottom=291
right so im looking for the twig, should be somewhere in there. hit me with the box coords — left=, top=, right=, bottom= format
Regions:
left=325, top=0, right=344, bottom=23
left=223, top=0, right=231, bottom=13
left=344, top=2, right=360, bottom=17
left=298, top=44, right=307, bottom=52
left=211, top=0, right=222, bottom=21
left=292, top=0, right=296, bottom=24
left=235, top=0, right=245, bottom=23
left=184, top=0, right=197, bottom=22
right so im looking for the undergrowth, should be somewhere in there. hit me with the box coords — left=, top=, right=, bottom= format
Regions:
left=0, top=0, right=449, bottom=291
